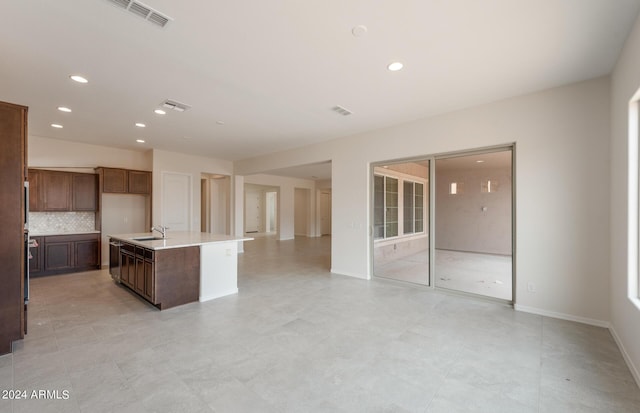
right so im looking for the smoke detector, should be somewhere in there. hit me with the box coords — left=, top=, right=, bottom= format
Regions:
left=105, top=0, right=173, bottom=28
left=160, top=99, right=191, bottom=112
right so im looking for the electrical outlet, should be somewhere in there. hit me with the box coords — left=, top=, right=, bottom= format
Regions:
left=527, top=282, right=536, bottom=293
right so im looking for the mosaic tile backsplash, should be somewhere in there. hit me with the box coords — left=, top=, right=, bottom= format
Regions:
left=29, top=212, right=96, bottom=234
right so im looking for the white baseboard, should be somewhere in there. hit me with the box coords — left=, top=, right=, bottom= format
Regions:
left=515, top=304, right=640, bottom=390
left=330, top=268, right=369, bottom=280
left=514, top=304, right=610, bottom=328
left=199, top=288, right=238, bottom=302
left=609, top=325, right=640, bottom=389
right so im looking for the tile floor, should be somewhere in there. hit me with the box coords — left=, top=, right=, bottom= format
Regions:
left=1, top=235, right=639, bottom=412
left=375, top=249, right=512, bottom=300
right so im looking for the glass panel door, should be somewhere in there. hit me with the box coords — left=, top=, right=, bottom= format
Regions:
left=373, top=161, right=430, bottom=285
left=434, top=149, right=513, bottom=301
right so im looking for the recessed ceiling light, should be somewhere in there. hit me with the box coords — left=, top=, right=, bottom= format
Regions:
left=57, top=106, right=72, bottom=113
left=69, top=75, right=88, bottom=83
left=476, top=160, right=485, bottom=163
left=154, top=109, right=166, bottom=115
left=387, top=62, right=404, bottom=71
left=136, top=139, right=145, bottom=143
left=135, top=123, right=146, bottom=128
left=51, top=124, right=63, bottom=129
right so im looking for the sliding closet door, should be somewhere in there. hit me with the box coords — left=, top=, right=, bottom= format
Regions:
left=373, top=161, right=430, bottom=285
left=434, top=149, right=513, bottom=301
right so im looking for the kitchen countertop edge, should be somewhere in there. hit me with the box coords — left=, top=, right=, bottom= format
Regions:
left=108, top=232, right=253, bottom=250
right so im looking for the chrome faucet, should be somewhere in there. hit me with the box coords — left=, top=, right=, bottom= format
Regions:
left=151, top=225, right=169, bottom=238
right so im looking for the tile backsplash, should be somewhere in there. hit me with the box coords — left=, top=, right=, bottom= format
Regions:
left=29, top=212, right=96, bottom=234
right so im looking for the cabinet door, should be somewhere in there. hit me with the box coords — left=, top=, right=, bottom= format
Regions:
left=128, top=171, right=151, bottom=194
left=75, top=238, right=99, bottom=269
left=102, top=169, right=128, bottom=193
left=41, top=171, right=71, bottom=211
left=28, top=169, right=41, bottom=212
left=135, top=257, right=145, bottom=295
left=143, top=260, right=154, bottom=302
left=44, top=241, right=73, bottom=272
left=121, top=252, right=135, bottom=288
left=72, top=174, right=97, bottom=211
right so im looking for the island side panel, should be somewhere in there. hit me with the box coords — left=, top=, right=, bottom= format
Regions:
left=200, top=241, right=239, bottom=302
left=155, top=246, right=200, bottom=310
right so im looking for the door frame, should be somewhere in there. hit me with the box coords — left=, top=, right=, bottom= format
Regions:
left=369, top=143, right=516, bottom=304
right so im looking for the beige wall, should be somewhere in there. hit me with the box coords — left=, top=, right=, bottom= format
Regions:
left=435, top=165, right=512, bottom=255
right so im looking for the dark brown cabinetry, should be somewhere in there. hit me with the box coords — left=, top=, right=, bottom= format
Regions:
left=28, top=169, right=97, bottom=212
left=30, top=233, right=101, bottom=277
left=0, top=101, right=27, bottom=355
left=72, top=173, right=98, bottom=211
left=128, top=170, right=151, bottom=194
left=115, top=240, right=198, bottom=310
left=97, top=167, right=151, bottom=195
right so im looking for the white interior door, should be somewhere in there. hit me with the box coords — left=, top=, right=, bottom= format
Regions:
left=245, top=189, right=261, bottom=233
left=162, top=172, right=192, bottom=231
left=320, top=191, right=331, bottom=235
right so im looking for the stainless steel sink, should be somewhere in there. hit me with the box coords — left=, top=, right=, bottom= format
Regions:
left=131, top=236, right=165, bottom=241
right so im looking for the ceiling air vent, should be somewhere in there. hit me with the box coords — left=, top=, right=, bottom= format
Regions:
left=161, top=99, right=191, bottom=112
left=332, top=105, right=353, bottom=116
left=105, top=0, right=173, bottom=28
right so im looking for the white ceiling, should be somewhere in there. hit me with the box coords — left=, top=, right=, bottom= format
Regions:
left=1, top=0, right=639, bottom=168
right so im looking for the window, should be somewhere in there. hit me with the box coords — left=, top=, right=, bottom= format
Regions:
left=403, top=181, right=424, bottom=234
left=628, top=97, right=640, bottom=308
left=374, top=173, right=425, bottom=240
left=374, top=175, right=398, bottom=239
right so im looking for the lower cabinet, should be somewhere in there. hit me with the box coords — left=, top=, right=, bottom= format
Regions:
left=30, top=233, right=101, bottom=277
left=120, top=244, right=155, bottom=304
left=115, top=241, right=198, bottom=310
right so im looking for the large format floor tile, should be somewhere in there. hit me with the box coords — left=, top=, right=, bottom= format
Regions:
left=0, top=235, right=637, bottom=412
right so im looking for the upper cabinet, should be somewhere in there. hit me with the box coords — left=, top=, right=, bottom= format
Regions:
left=128, top=170, right=151, bottom=194
left=72, top=173, right=98, bottom=211
left=28, top=169, right=97, bottom=212
left=41, top=170, right=72, bottom=211
left=97, top=167, right=151, bottom=195
left=102, top=168, right=127, bottom=193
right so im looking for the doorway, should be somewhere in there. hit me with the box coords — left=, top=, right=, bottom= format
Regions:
left=201, top=174, right=230, bottom=234
left=319, top=190, right=332, bottom=235
left=370, top=146, right=514, bottom=302
left=434, top=149, right=513, bottom=301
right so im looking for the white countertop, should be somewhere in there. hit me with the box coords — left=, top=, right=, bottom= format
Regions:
left=108, top=231, right=253, bottom=250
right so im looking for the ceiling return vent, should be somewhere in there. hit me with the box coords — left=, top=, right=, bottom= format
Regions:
left=332, top=105, right=353, bottom=116
left=161, top=99, right=191, bottom=112
left=105, top=0, right=173, bottom=28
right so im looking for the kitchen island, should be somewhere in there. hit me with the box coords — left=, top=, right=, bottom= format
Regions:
left=108, top=232, right=252, bottom=310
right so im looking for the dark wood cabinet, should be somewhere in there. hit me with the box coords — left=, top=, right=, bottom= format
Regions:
left=102, top=168, right=128, bottom=193
left=41, top=171, right=71, bottom=211
left=44, top=238, right=73, bottom=272
left=33, top=233, right=101, bottom=277
left=72, top=174, right=97, bottom=211
left=128, top=170, right=151, bottom=194
left=114, top=241, right=196, bottom=310
left=28, top=169, right=40, bottom=212
left=97, top=167, right=151, bottom=195
left=0, top=101, right=27, bottom=355
left=28, top=169, right=98, bottom=212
